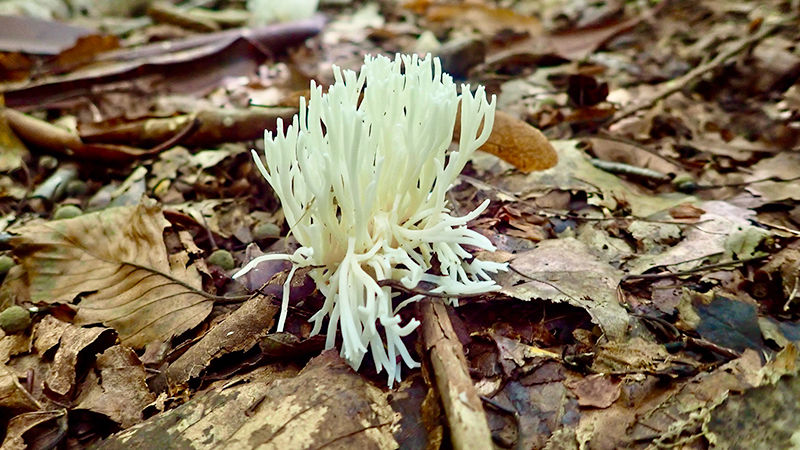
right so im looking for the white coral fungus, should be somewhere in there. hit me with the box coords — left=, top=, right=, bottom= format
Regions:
left=234, top=54, right=506, bottom=384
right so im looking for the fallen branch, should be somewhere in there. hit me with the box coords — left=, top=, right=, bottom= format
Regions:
left=79, top=107, right=297, bottom=148
left=420, top=298, right=492, bottom=450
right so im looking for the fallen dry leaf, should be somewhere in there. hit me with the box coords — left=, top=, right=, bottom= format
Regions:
left=0, top=363, right=40, bottom=414
left=32, top=316, right=70, bottom=355
left=566, top=374, right=621, bottom=408
left=0, top=409, right=68, bottom=450
left=422, top=3, right=542, bottom=38
left=3, top=17, right=324, bottom=110
left=1, top=199, right=213, bottom=347
left=0, top=332, right=31, bottom=364
left=44, top=321, right=116, bottom=398
left=74, top=345, right=155, bottom=427
left=0, top=15, right=91, bottom=55
left=500, top=237, right=630, bottom=339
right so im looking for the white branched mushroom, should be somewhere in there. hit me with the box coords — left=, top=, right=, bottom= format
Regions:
left=234, top=54, right=506, bottom=384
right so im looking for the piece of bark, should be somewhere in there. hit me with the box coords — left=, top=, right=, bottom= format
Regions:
left=166, top=295, right=279, bottom=389
left=98, top=351, right=397, bottom=449
left=421, top=298, right=492, bottom=450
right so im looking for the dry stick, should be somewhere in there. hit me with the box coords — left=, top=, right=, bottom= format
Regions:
left=420, top=298, right=493, bottom=450
left=609, top=19, right=791, bottom=125
left=622, top=254, right=768, bottom=282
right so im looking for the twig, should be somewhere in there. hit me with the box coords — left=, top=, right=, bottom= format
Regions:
left=783, top=277, right=799, bottom=312
left=622, top=255, right=768, bottom=282
left=757, top=221, right=800, bottom=237
left=590, top=158, right=670, bottom=182
left=122, top=261, right=252, bottom=303
left=695, top=175, right=800, bottom=190
left=609, top=19, right=792, bottom=124
left=532, top=209, right=713, bottom=229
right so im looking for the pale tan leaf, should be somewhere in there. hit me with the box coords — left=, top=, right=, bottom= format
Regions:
left=3, top=199, right=213, bottom=348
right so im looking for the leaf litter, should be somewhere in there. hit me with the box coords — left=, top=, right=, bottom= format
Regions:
left=0, top=0, right=799, bottom=448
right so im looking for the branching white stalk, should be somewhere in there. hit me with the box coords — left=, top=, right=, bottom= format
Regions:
left=234, top=54, right=506, bottom=385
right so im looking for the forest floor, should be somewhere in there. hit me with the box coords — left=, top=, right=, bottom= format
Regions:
left=1, top=0, right=799, bottom=448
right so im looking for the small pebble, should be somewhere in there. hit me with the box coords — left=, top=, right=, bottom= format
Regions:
left=252, top=222, right=281, bottom=240
left=53, top=204, right=83, bottom=220
left=208, top=249, right=235, bottom=270
left=65, top=179, right=89, bottom=197
left=0, top=255, right=14, bottom=276
left=0, top=306, right=31, bottom=334
left=672, top=173, right=697, bottom=193
left=39, top=155, right=58, bottom=170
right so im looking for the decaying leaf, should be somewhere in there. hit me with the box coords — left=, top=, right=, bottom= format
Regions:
left=0, top=363, right=40, bottom=414
left=565, top=374, right=621, bottom=408
left=499, top=237, right=630, bottom=339
left=745, top=151, right=800, bottom=202
left=493, top=334, right=559, bottom=377
left=0, top=409, right=68, bottom=450
left=624, top=201, right=769, bottom=275
left=1, top=199, right=213, bottom=347
left=706, top=369, right=800, bottom=448
left=74, top=345, right=155, bottom=427
left=44, top=319, right=116, bottom=398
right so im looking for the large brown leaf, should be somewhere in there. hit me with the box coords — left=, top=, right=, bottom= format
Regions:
left=2, top=199, right=212, bottom=348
